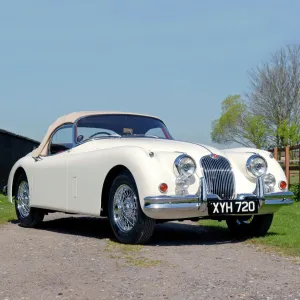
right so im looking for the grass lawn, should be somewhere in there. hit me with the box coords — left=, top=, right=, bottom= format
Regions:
left=200, top=202, right=300, bottom=257
left=0, top=194, right=16, bottom=224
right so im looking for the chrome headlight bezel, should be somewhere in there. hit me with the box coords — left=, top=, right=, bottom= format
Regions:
left=246, top=154, right=268, bottom=177
left=174, top=154, right=196, bottom=178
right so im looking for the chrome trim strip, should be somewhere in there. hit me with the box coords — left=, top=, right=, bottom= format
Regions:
left=145, top=203, right=201, bottom=211
left=236, top=193, right=258, bottom=200
left=144, top=191, right=294, bottom=206
left=144, top=191, right=223, bottom=207
left=200, top=177, right=207, bottom=202
left=47, top=123, right=73, bottom=155
left=144, top=195, right=199, bottom=205
left=72, top=113, right=170, bottom=146
left=144, top=198, right=293, bottom=214
left=143, top=190, right=294, bottom=219
left=264, top=191, right=294, bottom=200
left=264, top=199, right=293, bottom=205
left=256, top=176, right=264, bottom=198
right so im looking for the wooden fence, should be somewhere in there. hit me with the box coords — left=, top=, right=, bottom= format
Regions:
left=268, top=145, right=300, bottom=185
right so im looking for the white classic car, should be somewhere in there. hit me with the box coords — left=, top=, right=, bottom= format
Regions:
left=7, top=111, right=293, bottom=244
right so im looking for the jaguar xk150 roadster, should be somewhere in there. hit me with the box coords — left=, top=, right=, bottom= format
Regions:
left=7, top=111, right=293, bottom=244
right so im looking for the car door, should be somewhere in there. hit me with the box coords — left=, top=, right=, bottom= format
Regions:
left=30, top=124, right=72, bottom=211
left=66, top=122, right=110, bottom=215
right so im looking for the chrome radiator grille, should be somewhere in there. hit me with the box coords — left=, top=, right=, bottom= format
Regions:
left=200, top=154, right=235, bottom=199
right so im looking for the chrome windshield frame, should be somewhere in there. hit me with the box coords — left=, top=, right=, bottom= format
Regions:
left=72, top=113, right=172, bottom=146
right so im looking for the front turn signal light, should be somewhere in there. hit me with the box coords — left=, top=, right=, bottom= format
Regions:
left=279, top=181, right=287, bottom=190
left=159, top=183, right=168, bottom=193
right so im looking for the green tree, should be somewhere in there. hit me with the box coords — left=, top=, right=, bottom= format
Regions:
left=211, top=95, right=269, bottom=148
left=276, top=120, right=300, bottom=147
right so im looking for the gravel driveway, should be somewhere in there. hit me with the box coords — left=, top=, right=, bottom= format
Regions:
left=0, top=213, right=299, bottom=300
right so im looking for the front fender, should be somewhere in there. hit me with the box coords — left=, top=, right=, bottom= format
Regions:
left=7, top=154, right=35, bottom=203
left=223, top=148, right=288, bottom=193
left=68, top=145, right=201, bottom=215
left=7, top=158, right=23, bottom=203
left=115, top=148, right=201, bottom=208
left=67, top=145, right=176, bottom=214
left=92, top=146, right=198, bottom=207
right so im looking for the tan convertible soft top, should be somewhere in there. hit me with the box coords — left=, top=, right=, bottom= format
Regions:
left=31, top=111, right=160, bottom=157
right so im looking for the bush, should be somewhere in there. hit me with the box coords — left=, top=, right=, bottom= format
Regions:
left=289, top=184, right=299, bottom=202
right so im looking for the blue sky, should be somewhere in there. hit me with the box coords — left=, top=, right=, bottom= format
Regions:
left=1, top=1, right=300, bottom=147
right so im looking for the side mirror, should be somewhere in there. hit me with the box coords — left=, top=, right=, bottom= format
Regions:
left=77, top=135, right=84, bottom=143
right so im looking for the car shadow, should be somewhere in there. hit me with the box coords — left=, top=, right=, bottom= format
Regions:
left=10, top=214, right=257, bottom=246
left=152, top=222, right=241, bottom=246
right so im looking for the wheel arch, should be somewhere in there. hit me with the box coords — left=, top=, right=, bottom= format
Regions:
left=12, top=167, right=27, bottom=198
left=100, top=165, right=134, bottom=217
left=7, top=154, right=35, bottom=203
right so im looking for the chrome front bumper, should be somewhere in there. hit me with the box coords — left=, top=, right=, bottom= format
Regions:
left=143, top=177, right=294, bottom=220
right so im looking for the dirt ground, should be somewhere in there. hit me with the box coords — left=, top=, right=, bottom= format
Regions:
left=0, top=213, right=299, bottom=300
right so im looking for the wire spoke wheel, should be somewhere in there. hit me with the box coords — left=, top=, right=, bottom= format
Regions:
left=17, top=181, right=30, bottom=218
left=108, top=171, right=156, bottom=244
left=113, top=184, right=138, bottom=232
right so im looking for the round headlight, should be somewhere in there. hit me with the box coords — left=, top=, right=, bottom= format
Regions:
left=246, top=154, right=268, bottom=177
left=263, top=173, right=276, bottom=188
left=174, top=154, right=196, bottom=178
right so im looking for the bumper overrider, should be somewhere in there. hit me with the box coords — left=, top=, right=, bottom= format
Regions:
left=143, top=177, right=294, bottom=219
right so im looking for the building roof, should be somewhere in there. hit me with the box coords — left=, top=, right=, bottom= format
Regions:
left=0, top=128, right=40, bottom=145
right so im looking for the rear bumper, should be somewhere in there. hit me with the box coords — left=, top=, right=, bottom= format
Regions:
left=143, top=191, right=294, bottom=220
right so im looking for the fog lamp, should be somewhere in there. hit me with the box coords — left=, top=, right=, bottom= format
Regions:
left=175, top=176, right=189, bottom=195
left=263, top=173, right=276, bottom=193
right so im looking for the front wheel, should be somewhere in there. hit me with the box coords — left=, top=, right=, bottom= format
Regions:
left=14, top=172, right=44, bottom=228
left=226, top=214, right=273, bottom=237
left=108, top=171, right=155, bottom=244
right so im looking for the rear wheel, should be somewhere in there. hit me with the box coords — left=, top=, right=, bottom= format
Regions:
left=14, top=172, right=44, bottom=227
left=226, top=214, right=273, bottom=237
left=108, top=171, right=155, bottom=244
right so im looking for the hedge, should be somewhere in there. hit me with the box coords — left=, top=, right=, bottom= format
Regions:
left=289, top=184, right=299, bottom=202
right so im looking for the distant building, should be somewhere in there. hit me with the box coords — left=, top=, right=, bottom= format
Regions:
left=0, top=129, right=39, bottom=191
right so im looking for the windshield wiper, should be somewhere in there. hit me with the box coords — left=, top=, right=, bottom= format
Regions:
left=78, top=134, right=160, bottom=145
left=78, top=135, right=121, bottom=145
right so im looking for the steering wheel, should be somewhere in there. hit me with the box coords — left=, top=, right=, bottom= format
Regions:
left=88, top=131, right=112, bottom=139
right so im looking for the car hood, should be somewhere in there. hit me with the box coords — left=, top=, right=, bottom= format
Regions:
left=72, top=137, right=270, bottom=185
left=85, top=137, right=225, bottom=158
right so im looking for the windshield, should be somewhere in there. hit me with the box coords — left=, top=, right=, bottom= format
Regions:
left=75, top=114, right=173, bottom=143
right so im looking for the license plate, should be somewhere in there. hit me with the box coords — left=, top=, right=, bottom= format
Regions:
left=207, top=200, right=259, bottom=215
